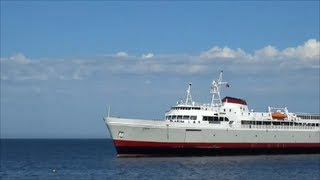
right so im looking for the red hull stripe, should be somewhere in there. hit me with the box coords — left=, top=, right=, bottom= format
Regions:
left=114, top=140, right=320, bottom=149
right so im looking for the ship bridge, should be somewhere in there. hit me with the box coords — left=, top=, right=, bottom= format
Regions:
left=165, top=73, right=232, bottom=124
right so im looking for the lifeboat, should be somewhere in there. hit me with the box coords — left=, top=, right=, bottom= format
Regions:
left=272, top=112, right=287, bottom=120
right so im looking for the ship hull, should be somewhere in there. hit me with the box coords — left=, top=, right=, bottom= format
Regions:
left=106, top=117, right=320, bottom=157
left=114, top=140, right=320, bottom=157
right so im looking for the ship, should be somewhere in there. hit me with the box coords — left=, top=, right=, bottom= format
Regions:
left=104, top=71, right=320, bottom=157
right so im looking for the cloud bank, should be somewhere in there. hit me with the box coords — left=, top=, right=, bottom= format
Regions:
left=1, top=39, right=319, bottom=81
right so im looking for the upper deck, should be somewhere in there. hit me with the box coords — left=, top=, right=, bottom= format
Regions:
left=164, top=71, right=320, bottom=129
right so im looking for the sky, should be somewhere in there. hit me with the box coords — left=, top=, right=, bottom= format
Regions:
left=1, top=1, right=319, bottom=138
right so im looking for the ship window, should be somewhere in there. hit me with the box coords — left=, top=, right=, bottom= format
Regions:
left=190, top=116, right=197, bottom=120
left=224, top=109, right=226, bottom=112
left=203, top=116, right=215, bottom=121
left=172, top=115, right=176, bottom=120
left=219, top=117, right=224, bottom=121
left=177, top=115, right=182, bottom=120
left=272, top=122, right=280, bottom=125
left=225, top=117, right=229, bottom=122
left=183, top=115, right=189, bottom=120
left=229, top=109, right=231, bottom=112
left=316, top=124, right=319, bottom=127
left=241, top=121, right=250, bottom=125
left=263, top=121, right=271, bottom=125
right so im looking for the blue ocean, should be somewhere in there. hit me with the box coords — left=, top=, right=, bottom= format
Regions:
left=1, top=139, right=319, bottom=180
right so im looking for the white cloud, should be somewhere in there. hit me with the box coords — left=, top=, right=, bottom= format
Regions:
left=200, top=46, right=248, bottom=59
left=282, top=39, right=319, bottom=60
left=254, top=45, right=279, bottom=58
left=115, top=51, right=128, bottom=57
left=8, top=53, right=31, bottom=64
left=142, top=53, right=154, bottom=59
left=1, top=39, right=319, bottom=81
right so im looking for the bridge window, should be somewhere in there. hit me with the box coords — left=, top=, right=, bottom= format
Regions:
left=203, top=116, right=214, bottom=121
left=183, top=115, right=189, bottom=120
left=190, top=116, right=197, bottom=120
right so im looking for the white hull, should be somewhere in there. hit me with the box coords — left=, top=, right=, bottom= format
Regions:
left=106, top=117, right=320, bottom=144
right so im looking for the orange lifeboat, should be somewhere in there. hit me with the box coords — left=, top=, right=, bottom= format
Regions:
left=272, top=112, right=287, bottom=120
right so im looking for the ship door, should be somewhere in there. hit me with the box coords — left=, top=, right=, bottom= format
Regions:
left=185, top=129, right=203, bottom=142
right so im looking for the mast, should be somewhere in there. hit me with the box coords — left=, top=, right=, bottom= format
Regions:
left=185, top=83, right=193, bottom=105
left=210, top=71, right=228, bottom=107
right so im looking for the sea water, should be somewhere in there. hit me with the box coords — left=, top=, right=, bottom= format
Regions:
left=1, top=139, right=319, bottom=180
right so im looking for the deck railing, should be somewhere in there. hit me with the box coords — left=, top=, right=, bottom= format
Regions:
left=241, top=124, right=319, bottom=130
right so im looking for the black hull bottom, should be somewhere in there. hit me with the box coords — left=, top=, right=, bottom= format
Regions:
left=116, top=147, right=320, bottom=157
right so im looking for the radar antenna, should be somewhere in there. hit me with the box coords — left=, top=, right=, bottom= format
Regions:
left=210, top=71, right=228, bottom=107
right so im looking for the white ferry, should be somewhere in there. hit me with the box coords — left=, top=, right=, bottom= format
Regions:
left=105, top=71, right=320, bottom=157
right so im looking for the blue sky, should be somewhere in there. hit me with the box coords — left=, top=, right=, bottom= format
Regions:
left=1, top=1, right=319, bottom=138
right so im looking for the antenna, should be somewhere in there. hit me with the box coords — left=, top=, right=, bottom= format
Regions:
left=185, top=83, right=193, bottom=105
left=210, top=71, right=228, bottom=107
left=107, top=106, right=111, bottom=118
